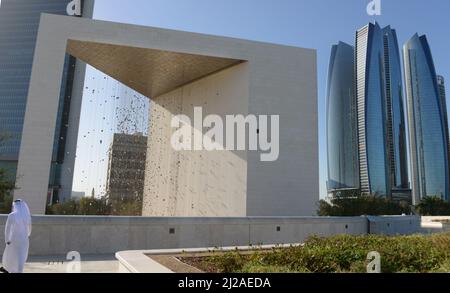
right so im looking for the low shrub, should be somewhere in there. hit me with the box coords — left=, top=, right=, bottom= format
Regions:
left=317, top=191, right=411, bottom=216
left=46, top=196, right=142, bottom=216
left=47, top=197, right=111, bottom=215
left=0, top=168, right=15, bottom=214
left=416, top=196, right=450, bottom=216
left=204, top=233, right=450, bottom=273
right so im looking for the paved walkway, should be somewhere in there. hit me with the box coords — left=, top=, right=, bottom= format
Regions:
left=2, top=254, right=121, bottom=273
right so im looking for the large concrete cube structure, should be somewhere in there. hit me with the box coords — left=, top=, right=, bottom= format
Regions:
left=15, top=14, right=318, bottom=216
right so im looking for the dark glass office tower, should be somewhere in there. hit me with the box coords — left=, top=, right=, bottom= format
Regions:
left=404, top=34, right=449, bottom=202
left=438, top=76, right=447, bottom=104
left=437, top=75, right=450, bottom=180
left=355, top=22, right=388, bottom=196
left=355, top=23, right=409, bottom=197
left=0, top=0, right=92, bottom=203
left=382, top=26, right=409, bottom=191
left=326, top=42, right=359, bottom=193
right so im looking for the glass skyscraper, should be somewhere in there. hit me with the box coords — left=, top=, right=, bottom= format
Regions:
left=326, top=41, right=359, bottom=192
left=0, top=0, right=91, bottom=202
left=403, top=34, right=449, bottom=202
left=437, top=75, right=450, bottom=180
left=382, top=26, right=409, bottom=191
left=438, top=76, right=447, bottom=104
left=354, top=23, right=409, bottom=197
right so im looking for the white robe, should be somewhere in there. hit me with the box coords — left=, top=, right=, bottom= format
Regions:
left=2, top=201, right=32, bottom=273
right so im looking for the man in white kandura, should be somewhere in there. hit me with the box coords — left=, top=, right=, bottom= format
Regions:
left=1, top=200, right=32, bottom=273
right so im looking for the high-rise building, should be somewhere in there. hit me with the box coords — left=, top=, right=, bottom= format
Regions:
left=403, top=34, right=449, bottom=203
left=106, top=133, right=147, bottom=204
left=0, top=0, right=94, bottom=203
left=382, top=26, right=409, bottom=192
left=326, top=41, right=359, bottom=193
left=354, top=23, right=409, bottom=197
left=438, top=76, right=447, bottom=103
left=437, top=75, right=450, bottom=180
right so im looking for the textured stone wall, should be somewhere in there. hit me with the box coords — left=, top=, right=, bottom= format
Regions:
left=143, top=63, right=249, bottom=216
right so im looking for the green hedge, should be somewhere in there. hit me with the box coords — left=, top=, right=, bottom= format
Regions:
left=0, top=168, right=15, bottom=214
left=46, top=196, right=142, bottom=216
left=317, top=190, right=411, bottom=216
left=202, top=233, right=450, bottom=273
left=416, top=197, right=450, bottom=216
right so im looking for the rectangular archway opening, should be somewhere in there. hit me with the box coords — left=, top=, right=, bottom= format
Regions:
left=47, top=40, right=248, bottom=217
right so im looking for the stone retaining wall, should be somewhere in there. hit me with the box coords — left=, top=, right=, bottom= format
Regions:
left=0, top=216, right=420, bottom=256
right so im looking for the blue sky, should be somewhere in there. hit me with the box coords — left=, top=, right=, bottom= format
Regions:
left=87, top=0, right=450, bottom=198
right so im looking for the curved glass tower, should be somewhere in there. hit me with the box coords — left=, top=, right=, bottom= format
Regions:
left=437, top=75, right=450, bottom=183
left=355, top=23, right=388, bottom=196
left=326, top=42, right=358, bottom=192
left=382, top=26, right=409, bottom=190
left=354, top=23, right=409, bottom=197
left=403, top=34, right=449, bottom=202
left=327, top=23, right=409, bottom=198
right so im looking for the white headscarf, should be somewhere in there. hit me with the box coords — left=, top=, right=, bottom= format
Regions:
left=11, top=200, right=32, bottom=232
